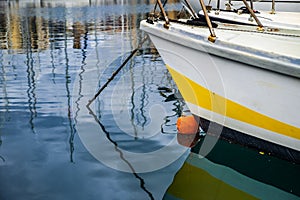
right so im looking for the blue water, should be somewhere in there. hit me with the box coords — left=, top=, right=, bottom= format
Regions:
left=0, top=1, right=190, bottom=199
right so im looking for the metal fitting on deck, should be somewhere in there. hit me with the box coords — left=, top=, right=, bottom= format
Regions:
left=208, top=35, right=216, bottom=43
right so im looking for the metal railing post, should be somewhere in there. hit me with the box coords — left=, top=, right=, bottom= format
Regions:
left=198, top=0, right=216, bottom=42
left=156, top=0, right=170, bottom=28
left=241, top=0, right=264, bottom=30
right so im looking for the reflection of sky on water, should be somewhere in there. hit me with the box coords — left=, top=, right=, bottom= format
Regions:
left=0, top=1, right=189, bottom=199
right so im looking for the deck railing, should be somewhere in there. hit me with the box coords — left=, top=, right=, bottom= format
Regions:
left=151, top=0, right=280, bottom=41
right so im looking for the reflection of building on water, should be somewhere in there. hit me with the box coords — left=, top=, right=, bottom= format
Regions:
left=4, top=0, right=180, bottom=7
left=0, top=0, right=182, bottom=52
left=0, top=2, right=50, bottom=51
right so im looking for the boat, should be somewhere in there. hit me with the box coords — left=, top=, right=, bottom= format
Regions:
left=140, top=0, right=300, bottom=162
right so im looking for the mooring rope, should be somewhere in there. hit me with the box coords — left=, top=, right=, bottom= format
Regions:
left=86, top=35, right=149, bottom=107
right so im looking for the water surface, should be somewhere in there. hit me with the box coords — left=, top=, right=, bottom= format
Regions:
left=0, top=1, right=189, bottom=199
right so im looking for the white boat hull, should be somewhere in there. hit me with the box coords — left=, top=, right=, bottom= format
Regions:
left=140, top=20, right=300, bottom=152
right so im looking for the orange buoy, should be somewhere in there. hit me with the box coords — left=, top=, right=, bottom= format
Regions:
left=177, top=132, right=200, bottom=147
left=176, top=115, right=200, bottom=147
left=176, top=115, right=199, bottom=134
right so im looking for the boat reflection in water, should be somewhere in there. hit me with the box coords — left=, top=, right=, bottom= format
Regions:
left=164, top=137, right=300, bottom=199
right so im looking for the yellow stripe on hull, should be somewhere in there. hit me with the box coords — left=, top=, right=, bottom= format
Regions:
left=166, top=65, right=300, bottom=140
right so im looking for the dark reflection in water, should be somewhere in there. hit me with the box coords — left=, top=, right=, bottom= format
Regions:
left=87, top=105, right=155, bottom=200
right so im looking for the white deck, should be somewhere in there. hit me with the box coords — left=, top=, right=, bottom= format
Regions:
left=141, top=20, right=300, bottom=78
left=201, top=10, right=300, bottom=30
